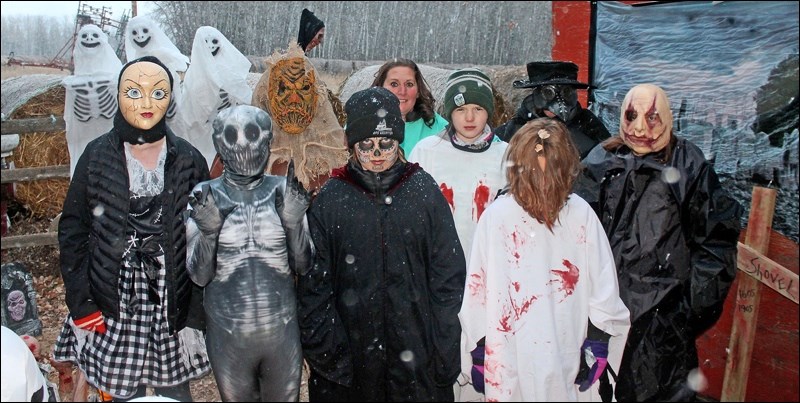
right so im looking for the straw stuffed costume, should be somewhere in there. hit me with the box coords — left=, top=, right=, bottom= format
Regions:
left=209, top=43, right=347, bottom=193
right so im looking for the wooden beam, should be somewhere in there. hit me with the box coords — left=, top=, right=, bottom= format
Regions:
left=1, top=116, right=66, bottom=135
left=737, top=242, right=798, bottom=304
left=0, top=232, right=58, bottom=250
left=721, top=186, right=777, bottom=401
left=0, top=165, right=70, bottom=184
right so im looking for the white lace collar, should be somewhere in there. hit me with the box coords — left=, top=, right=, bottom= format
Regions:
left=125, top=141, right=166, bottom=197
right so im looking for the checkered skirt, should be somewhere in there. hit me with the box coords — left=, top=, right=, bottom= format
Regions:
left=53, top=254, right=210, bottom=399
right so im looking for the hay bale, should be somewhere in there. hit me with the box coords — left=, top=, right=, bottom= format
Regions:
left=2, top=75, right=69, bottom=218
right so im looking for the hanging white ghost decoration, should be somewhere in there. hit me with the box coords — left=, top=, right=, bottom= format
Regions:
left=62, top=24, right=122, bottom=176
left=124, top=15, right=189, bottom=74
left=124, top=15, right=189, bottom=121
left=172, top=26, right=253, bottom=166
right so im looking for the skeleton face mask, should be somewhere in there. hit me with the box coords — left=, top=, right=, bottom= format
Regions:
left=531, top=84, right=579, bottom=122
left=620, top=84, right=673, bottom=155
left=268, top=57, right=318, bottom=134
left=7, top=290, right=26, bottom=322
left=212, top=105, right=273, bottom=177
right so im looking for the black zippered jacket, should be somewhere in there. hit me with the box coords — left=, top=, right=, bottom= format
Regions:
left=58, top=128, right=209, bottom=332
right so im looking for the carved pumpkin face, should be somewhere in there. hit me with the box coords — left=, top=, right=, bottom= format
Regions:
left=620, top=84, right=672, bottom=155
left=267, top=57, right=318, bottom=134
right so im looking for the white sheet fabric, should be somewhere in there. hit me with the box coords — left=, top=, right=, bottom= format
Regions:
left=459, top=194, right=630, bottom=401
left=63, top=24, right=121, bottom=176
left=408, top=132, right=508, bottom=263
left=1, top=326, right=48, bottom=402
left=172, top=26, right=252, bottom=166
left=124, top=15, right=189, bottom=75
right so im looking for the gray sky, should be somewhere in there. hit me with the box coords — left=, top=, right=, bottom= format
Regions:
left=0, top=1, right=154, bottom=19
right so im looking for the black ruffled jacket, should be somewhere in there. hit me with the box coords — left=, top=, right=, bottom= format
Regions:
left=58, top=128, right=209, bottom=332
left=298, top=160, right=466, bottom=401
left=575, top=137, right=742, bottom=401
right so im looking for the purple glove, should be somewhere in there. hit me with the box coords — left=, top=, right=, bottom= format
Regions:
left=470, top=337, right=486, bottom=394
left=575, top=338, right=609, bottom=392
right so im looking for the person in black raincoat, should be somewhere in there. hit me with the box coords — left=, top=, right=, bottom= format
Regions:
left=495, top=61, right=610, bottom=159
left=297, top=86, right=466, bottom=402
left=575, top=84, right=743, bottom=401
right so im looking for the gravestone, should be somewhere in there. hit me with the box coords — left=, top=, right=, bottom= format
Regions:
left=1, top=262, right=42, bottom=336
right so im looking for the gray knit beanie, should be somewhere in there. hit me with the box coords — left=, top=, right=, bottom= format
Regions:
left=443, top=68, right=494, bottom=122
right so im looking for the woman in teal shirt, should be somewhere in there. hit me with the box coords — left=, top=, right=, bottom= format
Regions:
left=371, top=58, right=448, bottom=155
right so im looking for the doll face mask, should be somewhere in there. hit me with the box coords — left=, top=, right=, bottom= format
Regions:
left=620, top=84, right=673, bottom=156
left=355, top=136, right=399, bottom=173
left=119, top=61, right=171, bottom=130
left=268, top=57, right=318, bottom=135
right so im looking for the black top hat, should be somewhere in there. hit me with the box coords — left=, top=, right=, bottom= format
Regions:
left=512, top=61, right=589, bottom=89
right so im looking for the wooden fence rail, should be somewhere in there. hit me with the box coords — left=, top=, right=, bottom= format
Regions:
left=2, top=115, right=68, bottom=250
left=1, top=115, right=66, bottom=135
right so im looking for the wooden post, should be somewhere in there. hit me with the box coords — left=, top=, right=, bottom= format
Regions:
left=721, top=186, right=777, bottom=401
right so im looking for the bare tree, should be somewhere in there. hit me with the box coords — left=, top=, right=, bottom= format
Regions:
left=149, top=1, right=551, bottom=65
left=1, top=15, right=73, bottom=59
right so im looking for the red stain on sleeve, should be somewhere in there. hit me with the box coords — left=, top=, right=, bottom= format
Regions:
left=473, top=181, right=490, bottom=221
left=440, top=183, right=454, bottom=211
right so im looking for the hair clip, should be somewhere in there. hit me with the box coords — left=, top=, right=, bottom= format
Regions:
left=535, top=144, right=544, bottom=153
left=537, top=129, right=550, bottom=140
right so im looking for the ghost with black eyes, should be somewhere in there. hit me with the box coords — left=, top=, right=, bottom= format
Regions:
left=62, top=24, right=122, bottom=176
left=185, top=105, right=312, bottom=402
left=172, top=26, right=253, bottom=167
left=124, top=15, right=189, bottom=122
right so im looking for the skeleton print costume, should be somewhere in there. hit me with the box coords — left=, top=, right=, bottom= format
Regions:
left=186, top=105, right=313, bottom=401
left=62, top=24, right=122, bottom=176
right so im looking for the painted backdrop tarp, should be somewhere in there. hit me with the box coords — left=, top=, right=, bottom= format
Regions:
left=591, top=1, right=799, bottom=242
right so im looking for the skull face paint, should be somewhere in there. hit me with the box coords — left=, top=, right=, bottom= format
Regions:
left=620, top=84, right=673, bottom=156
left=268, top=57, right=318, bottom=135
left=532, top=84, right=579, bottom=122
left=356, top=137, right=399, bottom=173
left=7, top=290, right=26, bottom=322
left=119, top=61, right=171, bottom=130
